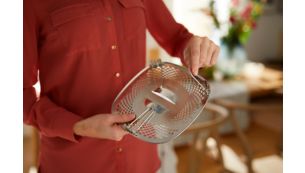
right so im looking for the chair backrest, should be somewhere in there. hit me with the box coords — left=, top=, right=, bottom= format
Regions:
left=213, top=99, right=283, bottom=111
left=185, top=103, right=229, bottom=134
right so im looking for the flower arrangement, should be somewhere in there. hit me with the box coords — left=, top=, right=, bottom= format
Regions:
left=199, top=0, right=266, bottom=80
left=207, top=0, right=265, bottom=52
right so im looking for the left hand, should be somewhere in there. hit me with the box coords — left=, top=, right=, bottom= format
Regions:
left=183, top=36, right=220, bottom=75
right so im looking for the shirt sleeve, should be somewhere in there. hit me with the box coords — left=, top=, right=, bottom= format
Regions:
left=23, top=1, right=82, bottom=143
left=143, top=0, right=193, bottom=64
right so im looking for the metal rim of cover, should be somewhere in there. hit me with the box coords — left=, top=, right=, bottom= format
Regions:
left=111, top=59, right=210, bottom=143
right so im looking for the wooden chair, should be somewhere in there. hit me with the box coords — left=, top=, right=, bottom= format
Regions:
left=23, top=126, right=40, bottom=173
left=212, top=98, right=283, bottom=173
left=32, top=128, right=40, bottom=168
left=182, top=103, right=230, bottom=173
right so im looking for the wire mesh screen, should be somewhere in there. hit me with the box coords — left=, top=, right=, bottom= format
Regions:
left=112, top=62, right=210, bottom=143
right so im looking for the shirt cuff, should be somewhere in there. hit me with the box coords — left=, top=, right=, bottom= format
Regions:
left=50, top=109, right=83, bottom=143
left=177, top=32, right=193, bottom=66
left=32, top=97, right=84, bottom=143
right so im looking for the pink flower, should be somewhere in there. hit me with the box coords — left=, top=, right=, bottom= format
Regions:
left=231, top=0, right=240, bottom=7
left=241, top=3, right=253, bottom=20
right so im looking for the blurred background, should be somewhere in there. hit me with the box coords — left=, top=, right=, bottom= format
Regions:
left=24, top=0, right=283, bottom=173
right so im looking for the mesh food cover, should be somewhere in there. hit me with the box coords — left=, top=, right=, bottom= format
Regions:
left=111, top=59, right=210, bottom=143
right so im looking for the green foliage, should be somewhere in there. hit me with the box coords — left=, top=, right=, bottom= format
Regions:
left=199, top=66, right=215, bottom=80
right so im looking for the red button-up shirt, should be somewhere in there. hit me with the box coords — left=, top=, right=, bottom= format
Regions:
left=23, top=0, right=192, bottom=172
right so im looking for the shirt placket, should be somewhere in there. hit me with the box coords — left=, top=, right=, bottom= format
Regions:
left=103, top=1, right=124, bottom=90
left=103, top=1, right=126, bottom=172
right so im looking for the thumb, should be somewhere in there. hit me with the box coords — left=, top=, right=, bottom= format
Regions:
left=111, top=125, right=129, bottom=141
left=110, top=114, right=135, bottom=124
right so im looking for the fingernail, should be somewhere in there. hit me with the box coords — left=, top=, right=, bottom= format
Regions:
left=192, top=69, right=198, bottom=75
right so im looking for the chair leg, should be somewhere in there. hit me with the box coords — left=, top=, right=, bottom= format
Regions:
left=188, top=133, right=200, bottom=173
left=188, top=132, right=209, bottom=173
left=230, top=111, right=254, bottom=173
left=32, top=128, right=40, bottom=167
left=211, top=129, right=224, bottom=168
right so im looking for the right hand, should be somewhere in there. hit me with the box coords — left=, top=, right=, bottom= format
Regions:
left=73, top=114, right=135, bottom=141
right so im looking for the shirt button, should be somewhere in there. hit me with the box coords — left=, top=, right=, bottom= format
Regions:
left=105, top=16, right=112, bottom=21
left=116, top=147, right=123, bottom=152
left=115, top=73, right=120, bottom=78
left=111, top=45, right=117, bottom=50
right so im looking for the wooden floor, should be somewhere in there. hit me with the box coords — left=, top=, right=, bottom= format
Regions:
left=175, top=123, right=282, bottom=173
left=23, top=127, right=36, bottom=173
left=175, top=95, right=283, bottom=173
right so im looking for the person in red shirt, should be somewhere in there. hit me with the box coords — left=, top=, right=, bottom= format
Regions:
left=23, top=0, right=219, bottom=172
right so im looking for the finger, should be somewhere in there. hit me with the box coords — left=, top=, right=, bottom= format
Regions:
left=110, top=114, right=135, bottom=124
left=199, top=39, right=210, bottom=67
left=109, top=124, right=129, bottom=141
left=205, top=43, right=215, bottom=67
left=210, top=46, right=220, bottom=65
left=190, top=41, right=201, bottom=75
left=183, top=49, right=191, bottom=68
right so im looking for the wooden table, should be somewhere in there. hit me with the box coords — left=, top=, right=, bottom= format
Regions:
left=236, top=67, right=283, bottom=98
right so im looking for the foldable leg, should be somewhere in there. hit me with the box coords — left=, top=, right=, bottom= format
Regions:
left=230, top=110, right=254, bottom=173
